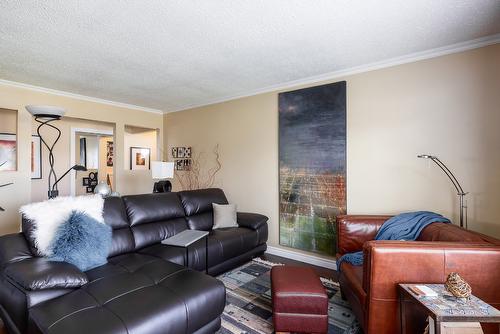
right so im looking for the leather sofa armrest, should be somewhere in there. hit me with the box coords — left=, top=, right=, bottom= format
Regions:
left=237, top=212, right=268, bottom=230
left=4, top=258, right=88, bottom=290
left=336, top=215, right=392, bottom=255
left=362, top=241, right=500, bottom=305
left=0, top=233, right=33, bottom=268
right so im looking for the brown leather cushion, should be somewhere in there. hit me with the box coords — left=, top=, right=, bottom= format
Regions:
left=418, top=223, right=495, bottom=243
left=340, top=263, right=366, bottom=306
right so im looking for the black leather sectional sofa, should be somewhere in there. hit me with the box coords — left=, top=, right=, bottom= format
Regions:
left=0, top=188, right=268, bottom=334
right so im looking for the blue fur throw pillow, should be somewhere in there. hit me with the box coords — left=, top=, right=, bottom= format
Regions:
left=49, top=210, right=112, bottom=271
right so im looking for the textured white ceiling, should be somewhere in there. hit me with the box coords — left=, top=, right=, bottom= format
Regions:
left=0, top=1, right=499, bottom=113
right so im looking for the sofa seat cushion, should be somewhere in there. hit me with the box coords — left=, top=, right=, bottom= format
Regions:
left=339, top=263, right=366, bottom=307
left=29, top=253, right=226, bottom=334
left=209, top=227, right=259, bottom=262
left=139, top=227, right=259, bottom=272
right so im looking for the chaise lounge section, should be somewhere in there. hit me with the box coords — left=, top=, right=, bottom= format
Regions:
left=0, top=188, right=268, bottom=334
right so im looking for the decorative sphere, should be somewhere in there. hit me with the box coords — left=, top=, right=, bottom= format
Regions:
left=94, top=181, right=111, bottom=197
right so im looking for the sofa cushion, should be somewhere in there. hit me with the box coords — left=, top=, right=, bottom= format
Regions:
left=123, top=193, right=185, bottom=226
left=132, top=218, right=187, bottom=249
left=29, top=254, right=226, bottom=334
left=140, top=237, right=220, bottom=270
left=123, top=193, right=189, bottom=250
left=418, top=222, right=494, bottom=243
left=5, top=258, right=88, bottom=290
left=178, top=188, right=228, bottom=230
left=212, top=203, right=238, bottom=229
left=20, top=195, right=105, bottom=257
left=139, top=227, right=259, bottom=271
left=0, top=233, right=33, bottom=268
left=49, top=211, right=112, bottom=271
left=103, top=197, right=135, bottom=257
left=237, top=212, right=268, bottom=230
left=210, top=227, right=259, bottom=262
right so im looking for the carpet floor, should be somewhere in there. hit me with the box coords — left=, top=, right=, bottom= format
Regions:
left=216, top=258, right=361, bottom=334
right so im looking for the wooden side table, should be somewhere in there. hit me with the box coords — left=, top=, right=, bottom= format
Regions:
left=398, top=284, right=500, bottom=334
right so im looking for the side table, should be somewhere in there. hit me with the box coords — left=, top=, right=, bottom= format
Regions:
left=161, top=230, right=209, bottom=273
left=398, top=283, right=500, bottom=334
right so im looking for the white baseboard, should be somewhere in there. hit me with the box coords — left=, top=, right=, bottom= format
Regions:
left=265, top=246, right=337, bottom=271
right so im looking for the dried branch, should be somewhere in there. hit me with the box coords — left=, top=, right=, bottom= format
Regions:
left=175, top=144, right=222, bottom=190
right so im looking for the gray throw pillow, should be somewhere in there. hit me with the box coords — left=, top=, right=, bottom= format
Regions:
left=212, top=203, right=238, bottom=229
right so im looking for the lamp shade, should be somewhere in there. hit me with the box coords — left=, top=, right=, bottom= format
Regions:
left=151, top=161, right=174, bottom=179
left=25, top=105, right=66, bottom=119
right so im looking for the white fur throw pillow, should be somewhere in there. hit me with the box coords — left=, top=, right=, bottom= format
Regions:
left=212, top=203, right=238, bottom=229
left=19, top=195, right=105, bottom=256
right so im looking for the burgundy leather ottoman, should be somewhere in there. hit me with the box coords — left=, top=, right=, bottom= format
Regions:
left=271, top=266, right=328, bottom=333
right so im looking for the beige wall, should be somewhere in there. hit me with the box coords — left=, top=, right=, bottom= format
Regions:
left=0, top=84, right=163, bottom=235
left=120, top=126, right=159, bottom=195
left=165, top=44, right=500, bottom=259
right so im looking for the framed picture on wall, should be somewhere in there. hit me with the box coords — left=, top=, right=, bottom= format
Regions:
left=31, top=135, right=42, bottom=179
left=0, top=133, right=16, bottom=172
left=130, top=147, right=150, bottom=170
left=184, top=147, right=192, bottom=158
left=106, top=141, right=114, bottom=167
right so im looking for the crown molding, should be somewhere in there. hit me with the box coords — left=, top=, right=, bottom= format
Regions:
left=0, top=79, right=164, bottom=114
left=166, top=33, right=500, bottom=113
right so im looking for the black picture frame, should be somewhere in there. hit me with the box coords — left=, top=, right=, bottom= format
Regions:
left=86, top=186, right=94, bottom=193
left=88, top=172, right=97, bottom=181
left=82, top=177, right=90, bottom=186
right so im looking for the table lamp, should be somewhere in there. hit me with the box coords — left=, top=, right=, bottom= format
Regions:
left=151, top=161, right=174, bottom=193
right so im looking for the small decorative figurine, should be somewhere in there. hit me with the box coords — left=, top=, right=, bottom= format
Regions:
left=445, top=272, right=472, bottom=299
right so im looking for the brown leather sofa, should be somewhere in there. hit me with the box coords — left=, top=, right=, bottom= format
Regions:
left=336, top=215, right=500, bottom=334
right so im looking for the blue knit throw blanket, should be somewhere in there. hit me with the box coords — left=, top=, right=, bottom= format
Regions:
left=337, top=211, right=450, bottom=271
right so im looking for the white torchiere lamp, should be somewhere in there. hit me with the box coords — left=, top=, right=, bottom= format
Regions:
left=151, top=161, right=174, bottom=193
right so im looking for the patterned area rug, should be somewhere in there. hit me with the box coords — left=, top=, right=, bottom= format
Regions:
left=215, top=258, right=361, bottom=334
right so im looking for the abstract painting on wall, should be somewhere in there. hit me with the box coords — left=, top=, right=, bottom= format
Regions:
left=279, top=81, right=346, bottom=256
left=0, top=133, right=16, bottom=172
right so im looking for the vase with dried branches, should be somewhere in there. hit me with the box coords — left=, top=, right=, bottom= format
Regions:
left=175, top=144, right=222, bottom=191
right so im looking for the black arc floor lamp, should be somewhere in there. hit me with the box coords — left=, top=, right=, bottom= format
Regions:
left=26, top=105, right=87, bottom=199
left=418, top=154, right=468, bottom=229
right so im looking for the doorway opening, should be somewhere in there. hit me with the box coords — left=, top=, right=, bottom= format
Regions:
left=70, top=128, right=114, bottom=196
